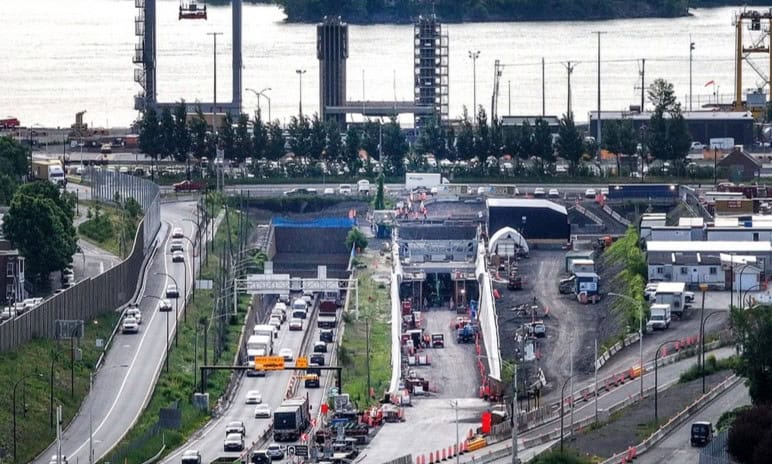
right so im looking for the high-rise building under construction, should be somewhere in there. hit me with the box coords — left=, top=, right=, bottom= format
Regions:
left=414, top=15, right=449, bottom=127
left=317, top=17, right=348, bottom=127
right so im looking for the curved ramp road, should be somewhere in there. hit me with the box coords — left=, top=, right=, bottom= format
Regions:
left=33, top=202, right=201, bottom=464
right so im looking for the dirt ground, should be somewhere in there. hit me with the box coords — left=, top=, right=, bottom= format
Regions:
left=566, top=371, right=732, bottom=459
left=493, top=249, right=622, bottom=402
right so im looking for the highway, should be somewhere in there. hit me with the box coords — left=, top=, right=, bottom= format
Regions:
left=33, top=201, right=201, bottom=464
left=163, top=296, right=341, bottom=463
left=637, top=381, right=750, bottom=464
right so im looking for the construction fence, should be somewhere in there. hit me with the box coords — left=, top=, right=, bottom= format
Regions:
left=0, top=170, right=160, bottom=352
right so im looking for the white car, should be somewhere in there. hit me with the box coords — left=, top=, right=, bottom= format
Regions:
left=170, top=239, right=184, bottom=253
left=245, top=390, right=262, bottom=404
left=690, top=141, right=705, bottom=151
left=172, top=227, right=184, bottom=239
left=584, top=188, right=597, bottom=199
left=223, top=433, right=244, bottom=452
left=548, top=188, right=560, bottom=198
left=126, top=306, right=142, bottom=324
left=269, top=316, right=282, bottom=330
left=166, top=284, right=179, bottom=299
left=172, top=251, right=185, bottom=263
left=254, top=404, right=272, bottom=418
left=644, top=283, right=659, bottom=301
left=338, top=184, right=352, bottom=195
left=322, top=187, right=334, bottom=195
left=289, top=318, right=303, bottom=331
left=158, top=299, right=172, bottom=312
left=121, top=317, right=139, bottom=334
left=533, top=187, right=546, bottom=198
left=279, top=348, right=294, bottom=362
left=265, top=444, right=284, bottom=460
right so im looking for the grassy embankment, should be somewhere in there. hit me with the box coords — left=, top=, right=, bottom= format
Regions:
left=78, top=200, right=141, bottom=258
left=103, top=208, right=253, bottom=463
left=0, top=310, right=122, bottom=463
left=338, top=252, right=392, bottom=408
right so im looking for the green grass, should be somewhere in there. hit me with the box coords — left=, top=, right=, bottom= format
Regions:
left=102, top=209, right=252, bottom=463
left=678, top=355, right=737, bottom=383
left=338, top=261, right=391, bottom=408
left=78, top=201, right=140, bottom=258
left=0, top=310, right=121, bottom=463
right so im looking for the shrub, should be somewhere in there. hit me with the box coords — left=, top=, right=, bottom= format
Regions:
left=728, top=404, right=772, bottom=463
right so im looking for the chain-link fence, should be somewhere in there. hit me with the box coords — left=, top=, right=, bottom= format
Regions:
left=699, top=429, right=731, bottom=464
left=0, top=170, right=161, bottom=352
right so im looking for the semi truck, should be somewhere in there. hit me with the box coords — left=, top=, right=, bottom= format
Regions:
left=31, top=159, right=66, bottom=187
left=273, top=397, right=311, bottom=442
left=654, top=282, right=687, bottom=318
left=405, top=172, right=448, bottom=191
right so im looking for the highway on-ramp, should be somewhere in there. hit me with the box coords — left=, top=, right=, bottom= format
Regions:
left=34, top=202, right=200, bottom=464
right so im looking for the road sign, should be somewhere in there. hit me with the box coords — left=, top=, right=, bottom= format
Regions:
left=254, top=356, right=285, bottom=371
left=294, top=445, right=309, bottom=458
left=296, top=356, right=309, bottom=368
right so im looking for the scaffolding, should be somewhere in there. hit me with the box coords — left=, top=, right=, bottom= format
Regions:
left=413, top=15, right=449, bottom=128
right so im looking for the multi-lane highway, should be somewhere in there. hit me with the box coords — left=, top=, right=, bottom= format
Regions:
left=34, top=202, right=201, bottom=464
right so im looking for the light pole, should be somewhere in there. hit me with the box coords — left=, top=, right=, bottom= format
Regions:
left=654, top=339, right=680, bottom=422
left=245, top=87, right=272, bottom=121
left=468, top=51, right=480, bottom=123
left=207, top=31, right=223, bottom=127
left=742, top=284, right=762, bottom=309
left=609, top=292, right=645, bottom=398
left=449, top=400, right=461, bottom=464
left=156, top=272, right=181, bottom=346
left=700, top=310, right=730, bottom=393
left=142, top=295, right=171, bottom=371
left=14, top=372, right=42, bottom=462
left=689, top=38, right=695, bottom=112
left=296, top=69, right=307, bottom=116
left=559, top=374, right=575, bottom=452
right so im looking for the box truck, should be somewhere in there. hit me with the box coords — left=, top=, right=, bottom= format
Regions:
left=31, top=159, right=66, bottom=187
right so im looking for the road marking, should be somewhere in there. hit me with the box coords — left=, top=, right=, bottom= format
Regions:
left=69, top=222, right=173, bottom=459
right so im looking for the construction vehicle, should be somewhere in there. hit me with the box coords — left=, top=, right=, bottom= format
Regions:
left=594, top=235, right=613, bottom=251
left=431, top=333, right=444, bottom=348
left=273, top=397, right=310, bottom=442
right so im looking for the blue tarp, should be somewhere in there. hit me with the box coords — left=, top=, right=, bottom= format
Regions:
left=272, top=217, right=356, bottom=228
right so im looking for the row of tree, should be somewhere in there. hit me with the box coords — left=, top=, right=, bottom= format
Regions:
left=0, top=136, right=31, bottom=204
left=138, top=78, right=692, bottom=177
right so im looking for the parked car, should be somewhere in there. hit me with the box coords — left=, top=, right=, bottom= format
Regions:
left=284, top=188, right=317, bottom=196
left=584, top=188, right=597, bottom=199
left=254, top=404, right=272, bottom=418
left=173, top=180, right=204, bottom=192
left=121, top=317, right=139, bottom=334
left=548, top=188, right=560, bottom=198
left=690, top=141, right=705, bottom=151
left=0, top=307, right=13, bottom=321
left=644, top=283, right=659, bottom=301
left=223, top=433, right=244, bottom=452
left=289, top=318, right=303, bottom=331
left=322, top=187, right=335, bottom=195
left=338, top=184, right=352, bottom=195
left=280, top=348, right=294, bottom=361
left=158, top=299, right=172, bottom=312
left=172, top=251, right=185, bottom=263
left=245, top=390, right=262, bottom=404
left=172, top=227, right=184, bottom=239
left=265, top=444, right=285, bottom=460
left=533, top=187, right=546, bottom=198
left=166, top=284, right=179, bottom=299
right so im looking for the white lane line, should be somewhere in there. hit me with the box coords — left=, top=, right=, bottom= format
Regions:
left=70, top=222, right=174, bottom=458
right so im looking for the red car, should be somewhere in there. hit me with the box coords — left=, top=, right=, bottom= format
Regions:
left=0, top=118, right=20, bottom=129
left=173, top=180, right=204, bottom=192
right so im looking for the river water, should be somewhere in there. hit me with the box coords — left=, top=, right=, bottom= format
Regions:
left=1, top=1, right=765, bottom=128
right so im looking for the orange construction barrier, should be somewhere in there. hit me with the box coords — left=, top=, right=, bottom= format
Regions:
left=468, top=428, right=474, bottom=439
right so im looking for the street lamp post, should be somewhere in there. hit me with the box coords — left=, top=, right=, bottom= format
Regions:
left=468, top=51, right=481, bottom=123
left=296, top=69, right=307, bottom=116
left=14, top=372, right=41, bottom=462
left=245, top=87, right=272, bottom=122
left=654, top=339, right=680, bottom=422
left=156, top=272, right=181, bottom=346
left=559, top=374, right=575, bottom=452
left=701, top=310, right=730, bottom=393
left=742, top=284, right=762, bottom=309
left=609, top=292, right=645, bottom=398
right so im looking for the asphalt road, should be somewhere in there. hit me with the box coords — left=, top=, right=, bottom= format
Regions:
left=34, top=201, right=201, bottom=464
left=637, top=381, right=750, bottom=464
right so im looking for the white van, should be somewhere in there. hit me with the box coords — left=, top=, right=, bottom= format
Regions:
left=357, top=179, right=371, bottom=195
left=292, top=298, right=308, bottom=319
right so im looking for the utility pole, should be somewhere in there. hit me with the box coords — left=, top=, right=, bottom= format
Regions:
left=640, top=58, right=646, bottom=109
left=541, top=57, right=546, bottom=117
left=564, top=61, right=576, bottom=116
left=594, top=338, right=599, bottom=424
left=690, top=37, right=695, bottom=112
left=594, top=32, right=606, bottom=151
left=468, top=50, right=481, bottom=123
left=508, top=80, right=512, bottom=115
left=512, top=364, right=519, bottom=464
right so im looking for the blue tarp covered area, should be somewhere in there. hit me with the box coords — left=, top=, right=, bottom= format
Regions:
left=272, top=217, right=356, bottom=228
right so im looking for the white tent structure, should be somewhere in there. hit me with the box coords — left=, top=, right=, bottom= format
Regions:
left=488, top=226, right=529, bottom=257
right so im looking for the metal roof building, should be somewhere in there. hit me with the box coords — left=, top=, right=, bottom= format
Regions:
left=486, top=198, right=569, bottom=242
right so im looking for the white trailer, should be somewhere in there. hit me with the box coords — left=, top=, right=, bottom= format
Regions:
left=405, top=172, right=447, bottom=190
left=654, top=282, right=687, bottom=318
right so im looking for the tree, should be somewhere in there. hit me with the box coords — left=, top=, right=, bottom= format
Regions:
left=309, top=114, right=327, bottom=160
left=361, top=120, right=381, bottom=163
left=382, top=116, right=407, bottom=175
left=219, top=113, right=236, bottom=161
left=417, top=116, right=448, bottom=161
left=266, top=120, right=285, bottom=161
left=159, top=107, right=176, bottom=160
left=475, top=106, right=491, bottom=157
left=533, top=118, right=554, bottom=171
left=325, top=120, right=342, bottom=163
left=234, top=113, right=252, bottom=162
left=15, top=182, right=75, bottom=222
left=732, top=303, right=772, bottom=404
left=556, top=113, right=584, bottom=175
left=456, top=107, right=475, bottom=160
left=139, top=107, right=161, bottom=166
left=287, top=115, right=311, bottom=158
left=727, top=404, right=772, bottom=464
left=345, top=227, right=368, bottom=252
left=646, top=78, right=691, bottom=170
left=345, top=124, right=362, bottom=172
left=0, top=136, right=30, bottom=205
left=648, top=78, right=677, bottom=112
left=252, top=113, right=268, bottom=160
left=374, top=174, right=385, bottom=210
left=173, top=102, right=191, bottom=164
left=190, top=109, right=209, bottom=159
left=2, top=188, right=77, bottom=286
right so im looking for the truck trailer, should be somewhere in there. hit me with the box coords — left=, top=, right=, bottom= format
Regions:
left=405, top=172, right=447, bottom=191
left=273, top=397, right=311, bottom=442
left=31, top=159, right=66, bottom=187
left=654, top=282, right=687, bottom=318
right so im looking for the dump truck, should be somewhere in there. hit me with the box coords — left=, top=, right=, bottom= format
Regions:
left=31, top=159, right=66, bottom=187
left=273, top=397, right=311, bottom=442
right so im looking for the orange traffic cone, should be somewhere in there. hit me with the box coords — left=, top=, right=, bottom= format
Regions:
left=441, top=448, right=447, bottom=461
left=428, top=452, right=434, bottom=464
